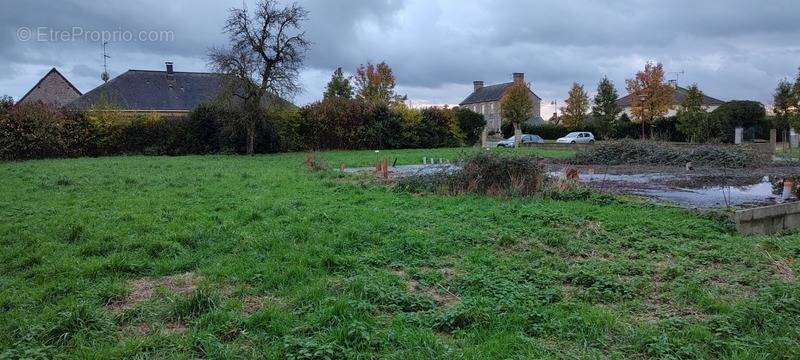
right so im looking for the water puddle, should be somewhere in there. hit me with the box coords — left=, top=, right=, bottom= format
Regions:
left=346, top=163, right=799, bottom=208
left=633, top=178, right=779, bottom=208
left=580, top=174, right=794, bottom=208
left=344, top=164, right=458, bottom=176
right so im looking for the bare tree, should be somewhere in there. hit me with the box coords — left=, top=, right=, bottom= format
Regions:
left=209, top=0, right=310, bottom=154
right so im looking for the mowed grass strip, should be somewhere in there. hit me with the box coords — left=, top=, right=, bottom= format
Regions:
left=0, top=149, right=798, bottom=358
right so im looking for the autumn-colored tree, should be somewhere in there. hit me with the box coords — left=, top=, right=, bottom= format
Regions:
left=560, top=82, right=590, bottom=130
left=676, top=84, right=708, bottom=142
left=500, top=82, right=534, bottom=147
left=625, top=62, right=674, bottom=139
left=324, top=67, right=353, bottom=99
left=354, top=62, right=402, bottom=104
left=591, top=77, right=621, bottom=139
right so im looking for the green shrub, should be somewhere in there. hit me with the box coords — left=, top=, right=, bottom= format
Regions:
left=362, top=103, right=405, bottom=149
left=574, top=139, right=768, bottom=168
left=0, top=103, right=93, bottom=161
left=398, top=153, right=546, bottom=196
left=415, top=107, right=463, bottom=148
left=454, top=108, right=486, bottom=145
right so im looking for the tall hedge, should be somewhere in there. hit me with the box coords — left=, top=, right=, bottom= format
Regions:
left=0, top=103, right=92, bottom=160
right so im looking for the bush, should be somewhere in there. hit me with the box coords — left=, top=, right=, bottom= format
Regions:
left=707, top=101, right=767, bottom=143
left=414, top=107, right=463, bottom=148
left=502, top=122, right=568, bottom=140
left=299, top=97, right=367, bottom=150
left=0, top=103, right=93, bottom=161
left=651, top=116, right=687, bottom=142
left=363, top=103, right=405, bottom=149
left=573, top=139, right=768, bottom=168
left=454, top=108, right=486, bottom=145
left=0, top=95, right=13, bottom=115
left=397, top=153, right=546, bottom=196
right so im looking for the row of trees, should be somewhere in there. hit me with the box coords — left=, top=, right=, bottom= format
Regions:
left=556, top=62, right=772, bottom=142
left=301, top=62, right=484, bottom=150
left=558, top=63, right=676, bottom=139
left=0, top=62, right=486, bottom=160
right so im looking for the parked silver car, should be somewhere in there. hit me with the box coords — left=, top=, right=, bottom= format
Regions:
left=497, top=134, right=545, bottom=147
left=556, top=132, right=595, bottom=144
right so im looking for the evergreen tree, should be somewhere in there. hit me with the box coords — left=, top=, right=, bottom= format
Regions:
left=590, top=77, right=621, bottom=139
left=560, top=82, right=590, bottom=130
left=676, top=84, right=708, bottom=142
left=773, top=79, right=798, bottom=132
left=323, top=67, right=353, bottom=99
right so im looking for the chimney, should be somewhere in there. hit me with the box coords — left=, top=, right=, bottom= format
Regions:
left=473, top=81, right=484, bottom=92
left=165, top=62, right=174, bottom=74
left=513, top=72, right=524, bottom=84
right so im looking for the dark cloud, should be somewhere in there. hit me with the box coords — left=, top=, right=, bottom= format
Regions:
left=1, top=0, right=799, bottom=112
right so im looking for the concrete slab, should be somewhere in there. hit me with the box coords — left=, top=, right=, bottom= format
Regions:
left=735, top=202, right=800, bottom=235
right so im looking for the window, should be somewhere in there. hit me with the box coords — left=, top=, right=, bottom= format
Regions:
left=481, top=104, right=485, bottom=114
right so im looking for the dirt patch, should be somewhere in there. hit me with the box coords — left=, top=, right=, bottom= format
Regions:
left=773, top=258, right=797, bottom=282
left=105, top=272, right=200, bottom=312
left=560, top=284, right=577, bottom=300
left=126, top=321, right=187, bottom=336
left=408, top=279, right=460, bottom=306
left=637, top=295, right=707, bottom=324
left=707, top=277, right=755, bottom=299
left=242, top=294, right=285, bottom=315
left=134, top=323, right=152, bottom=336
left=164, top=321, right=188, bottom=334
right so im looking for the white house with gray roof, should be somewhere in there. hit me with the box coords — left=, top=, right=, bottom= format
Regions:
left=459, top=73, right=543, bottom=133
left=616, top=82, right=726, bottom=118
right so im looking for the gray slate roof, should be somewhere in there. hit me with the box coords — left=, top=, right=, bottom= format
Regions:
left=69, top=70, right=226, bottom=111
left=616, top=86, right=725, bottom=108
left=69, top=70, right=291, bottom=111
left=459, top=82, right=541, bottom=105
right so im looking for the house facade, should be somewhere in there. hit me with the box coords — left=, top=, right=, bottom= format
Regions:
left=616, top=82, right=725, bottom=118
left=18, top=68, right=82, bottom=107
left=459, top=73, right=543, bottom=133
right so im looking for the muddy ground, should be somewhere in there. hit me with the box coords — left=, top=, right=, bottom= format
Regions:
left=346, top=160, right=800, bottom=208
left=545, top=162, right=800, bottom=208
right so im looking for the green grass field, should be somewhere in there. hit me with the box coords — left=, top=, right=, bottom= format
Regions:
left=1, top=148, right=798, bottom=359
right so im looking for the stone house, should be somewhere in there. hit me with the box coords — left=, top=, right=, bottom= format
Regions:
left=459, top=73, right=543, bottom=133
left=18, top=68, right=82, bottom=107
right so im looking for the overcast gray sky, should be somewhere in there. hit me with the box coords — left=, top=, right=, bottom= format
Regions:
left=2, top=0, right=799, bottom=115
